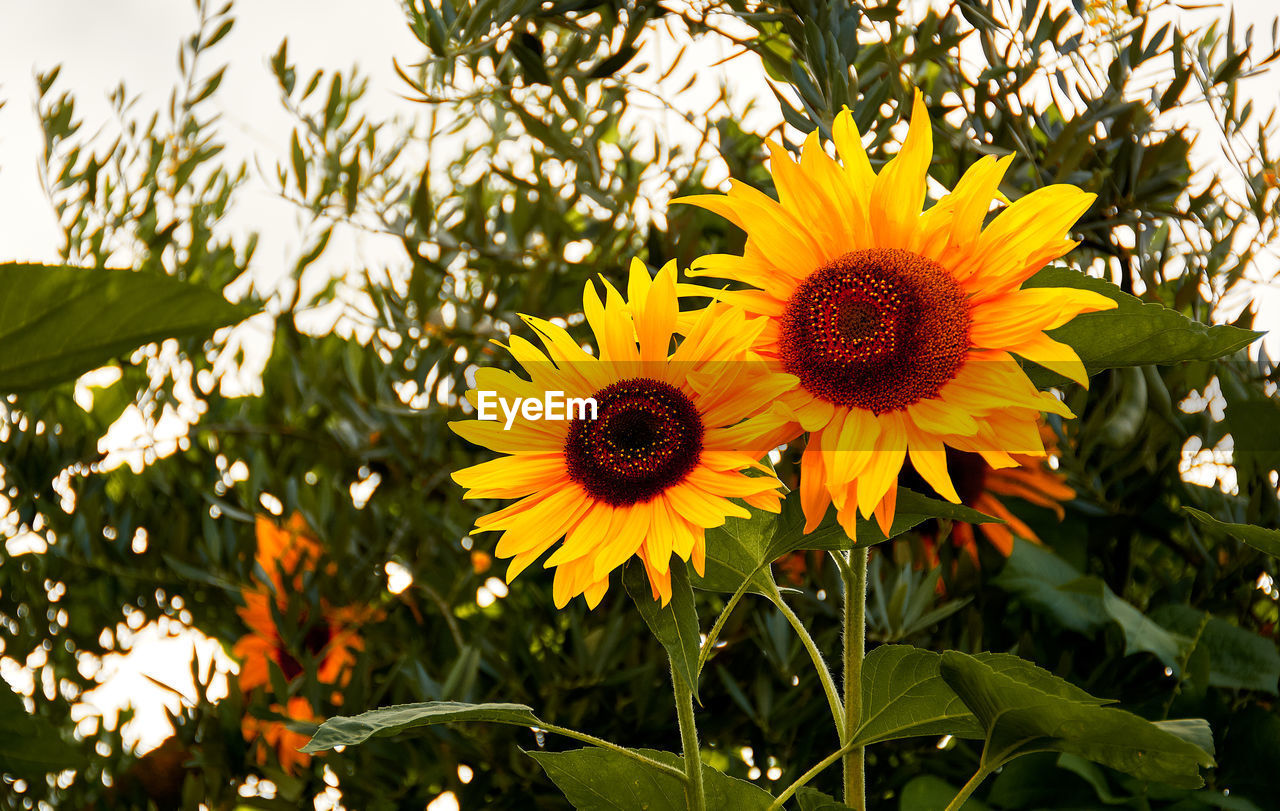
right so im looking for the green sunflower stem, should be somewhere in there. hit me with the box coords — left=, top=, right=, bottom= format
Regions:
left=672, top=662, right=707, bottom=811
left=841, top=546, right=869, bottom=811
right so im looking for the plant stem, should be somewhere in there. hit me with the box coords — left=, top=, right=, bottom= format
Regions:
left=697, top=586, right=750, bottom=676
left=537, top=723, right=689, bottom=783
left=841, top=547, right=869, bottom=810
left=672, top=663, right=707, bottom=811
left=766, top=740, right=857, bottom=811
left=942, top=766, right=993, bottom=811
left=771, top=593, right=845, bottom=737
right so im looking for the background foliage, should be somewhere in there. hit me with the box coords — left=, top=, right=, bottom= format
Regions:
left=2, top=0, right=1279, bottom=808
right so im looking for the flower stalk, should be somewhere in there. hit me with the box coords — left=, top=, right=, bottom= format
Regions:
left=841, top=547, right=869, bottom=810
left=672, top=664, right=707, bottom=811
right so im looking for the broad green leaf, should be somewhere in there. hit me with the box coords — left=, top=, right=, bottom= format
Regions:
left=967, top=652, right=1111, bottom=705
left=939, top=651, right=1214, bottom=788
left=0, top=263, right=254, bottom=392
left=1021, top=266, right=1260, bottom=386
left=1152, top=603, right=1280, bottom=694
left=624, top=560, right=702, bottom=700
left=301, top=701, right=539, bottom=753
left=527, top=747, right=775, bottom=811
left=898, top=775, right=991, bottom=811
left=995, top=539, right=1189, bottom=672
left=986, top=753, right=1122, bottom=808
left=796, top=787, right=857, bottom=810
left=695, top=502, right=782, bottom=596
left=696, top=489, right=999, bottom=596
left=1184, top=507, right=1280, bottom=558
left=853, top=645, right=983, bottom=746
left=791, top=489, right=1000, bottom=554
left=0, top=683, right=85, bottom=777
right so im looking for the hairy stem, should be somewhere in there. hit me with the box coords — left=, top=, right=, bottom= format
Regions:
left=771, top=593, right=845, bottom=737
left=672, top=664, right=707, bottom=811
left=842, top=547, right=868, bottom=810
left=766, top=740, right=858, bottom=811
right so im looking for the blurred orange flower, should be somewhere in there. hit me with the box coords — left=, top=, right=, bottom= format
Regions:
left=914, top=428, right=1074, bottom=566
left=241, top=696, right=318, bottom=775
left=234, top=513, right=376, bottom=773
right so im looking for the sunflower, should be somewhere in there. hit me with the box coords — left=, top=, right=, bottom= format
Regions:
left=676, top=92, right=1115, bottom=539
left=234, top=514, right=373, bottom=772
left=450, top=260, right=794, bottom=608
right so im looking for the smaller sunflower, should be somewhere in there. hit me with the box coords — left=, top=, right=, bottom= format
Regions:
left=451, top=260, right=796, bottom=608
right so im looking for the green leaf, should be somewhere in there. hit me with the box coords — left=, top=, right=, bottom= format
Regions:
left=527, top=747, right=775, bottom=811
left=1151, top=603, right=1280, bottom=694
left=695, top=501, right=783, bottom=596
left=0, top=263, right=253, bottom=393
left=0, top=683, right=86, bottom=777
left=1183, top=507, right=1280, bottom=558
left=995, top=539, right=1189, bottom=672
left=898, top=774, right=991, bottom=810
left=939, top=651, right=1214, bottom=788
left=795, top=787, right=857, bottom=810
left=853, top=644, right=984, bottom=746
left=301, top=701, right=539, bottom=753
left=695, top=489, right=999, bottom=596
left=624, top=560, right=702, bottom=700
left=1022, top=266, right=1260, bottom=386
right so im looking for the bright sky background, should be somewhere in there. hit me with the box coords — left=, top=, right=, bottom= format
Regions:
left=0, top=0, right=1277, bottom=806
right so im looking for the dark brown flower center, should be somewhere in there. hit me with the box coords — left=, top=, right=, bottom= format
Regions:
left=278, top=620, right=334, bottom=681
left=779, top=248, right=972, bottom=413
left=564, top=378, right=704, bottom=506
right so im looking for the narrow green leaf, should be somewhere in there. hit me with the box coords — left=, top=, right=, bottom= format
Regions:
left=1184, top=507, right=1280, bottom=558
left=0, top=264, right=253, bottom=393
left=624, top=560, right=702, bottom=700
left=1022, top=266, right=1260, bottom=386
left=527, top=747, right=774, bottom=811
left=301, top=701, right=538, bottom=753
left=853, top=645, right=984, bottom=746
left=940, top=652, right=1214, bottom=788
left=290, top=130, right=307, bottom=195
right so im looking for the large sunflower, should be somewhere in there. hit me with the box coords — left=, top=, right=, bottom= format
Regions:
left=677, top=92, right=1115, bottom=539
left=450, top=261, right=794, bottom=608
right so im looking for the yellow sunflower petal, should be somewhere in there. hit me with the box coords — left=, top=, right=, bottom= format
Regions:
left=870, top=91, right=932, bottom=249
left=903, top=422, right=961, bottom=503
left=831, top=106, right=876, bottom=196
